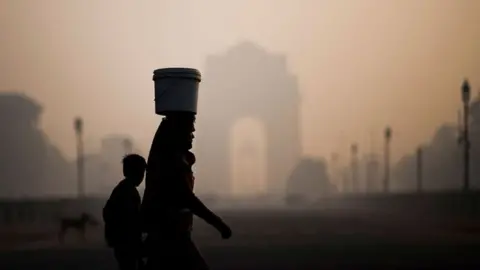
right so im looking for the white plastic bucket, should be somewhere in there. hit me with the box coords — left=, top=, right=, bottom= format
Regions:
left=153, top=68, right=201, bottom=115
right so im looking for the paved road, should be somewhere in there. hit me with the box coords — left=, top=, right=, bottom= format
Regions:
left=1, top=209, right=480, bottom=269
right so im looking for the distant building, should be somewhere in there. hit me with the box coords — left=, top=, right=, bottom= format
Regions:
left=93, top=135, right=141, bottom=194
left=0, top=93, right=74, bottom=198
left=101, top=135, right=133, bottom=161
left=196, top=42, right=301, bottom=195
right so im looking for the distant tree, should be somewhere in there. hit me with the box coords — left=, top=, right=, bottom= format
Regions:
left=392, top=93, right=480, bottom=191
left=286, top=158, right=336, bottom=201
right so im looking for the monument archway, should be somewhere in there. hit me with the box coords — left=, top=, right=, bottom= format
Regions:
left=195, top=42, right=301, bottom=196
left=230, top=117, right=267, bottom=196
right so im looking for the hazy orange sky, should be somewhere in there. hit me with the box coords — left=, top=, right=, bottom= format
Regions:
left=1, top=0, right=480, bottom=165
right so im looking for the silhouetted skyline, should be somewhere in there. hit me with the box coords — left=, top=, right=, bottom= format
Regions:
left=0, top=93, right=143, bottom=197
left=2, top=0, right=480, bottom=167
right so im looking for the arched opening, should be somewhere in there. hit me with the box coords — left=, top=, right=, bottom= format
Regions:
left=230, top=117, right=267, bottom=196
left=195, top=42, right=301, bottom=197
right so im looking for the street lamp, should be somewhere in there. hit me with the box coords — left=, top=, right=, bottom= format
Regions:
left=384, top=126, right=392, bottom=193
left=416, top=147, right=423, bottom=193
left=350, top=143, right=359, bottom=193
left=74, top=117, right=85, bottom=198
left=461, top=79, right=471, bottom=192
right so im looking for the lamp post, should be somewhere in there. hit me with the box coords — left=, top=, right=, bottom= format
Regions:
left=74, top=117, right=85, bottom=198
left=461, top=79, right=471, bottom=192
left=416, top=147, right=423, bottom=193
left=330, top=152, right=339, bottom=190
left=351, top=143, right=359, bottom=193
left=384, top=126, right=392, bottom=193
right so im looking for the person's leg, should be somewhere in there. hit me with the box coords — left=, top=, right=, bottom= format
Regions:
left=142, top=235, right=206, bottom=270
left=185, top=239, right=210, bottom=270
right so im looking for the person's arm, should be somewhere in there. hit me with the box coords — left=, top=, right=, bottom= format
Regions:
left=189, top=192, right=223, bottom=226
left=176, top=179, right=230, bottom=236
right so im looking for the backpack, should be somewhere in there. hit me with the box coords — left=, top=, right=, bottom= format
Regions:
left=102, top=198, right=117, bottom=247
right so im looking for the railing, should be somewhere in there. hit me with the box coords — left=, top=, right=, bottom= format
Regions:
left=0, top=197, right=106, bottom=227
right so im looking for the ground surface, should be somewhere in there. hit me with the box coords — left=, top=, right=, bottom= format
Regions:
left=1, top=206, right=480, bottom=270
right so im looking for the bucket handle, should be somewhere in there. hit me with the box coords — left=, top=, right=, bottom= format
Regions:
left=154, top=87, right=168, bottom=102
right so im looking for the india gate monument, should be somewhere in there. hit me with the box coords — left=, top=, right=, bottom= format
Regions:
left=195, top=42, right=301, bottom=196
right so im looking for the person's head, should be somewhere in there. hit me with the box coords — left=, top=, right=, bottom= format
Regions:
left=162, top=112, right=195, bottom=151
left=122, top=154, right=146, bottom=186
left=185, top=151, right=196, bottom=166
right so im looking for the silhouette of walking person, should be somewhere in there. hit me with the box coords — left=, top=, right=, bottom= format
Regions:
left=103, top=154, right=146, bottom=270
left=141, top=113, right=232, bottom=270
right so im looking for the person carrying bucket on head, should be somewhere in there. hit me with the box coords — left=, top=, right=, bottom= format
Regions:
left=141, top=68, right=232, bottom=270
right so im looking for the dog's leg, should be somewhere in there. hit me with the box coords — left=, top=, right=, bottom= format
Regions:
left=79, top=224, right=86, bottom=242
left=58, top=224, right=66, bottom=244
